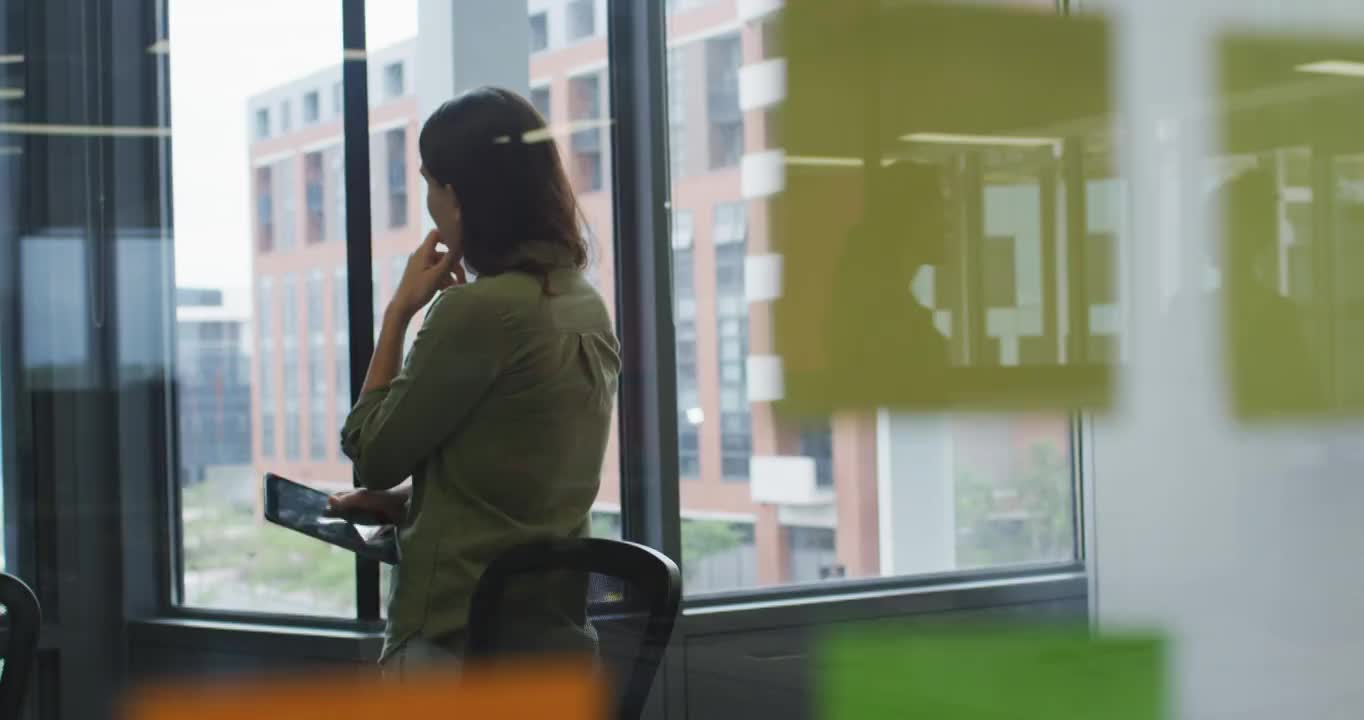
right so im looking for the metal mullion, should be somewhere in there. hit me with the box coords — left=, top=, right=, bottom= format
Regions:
left=341, top=0, right=379, bottom=623
left=606, top=0, right=682, bottom=566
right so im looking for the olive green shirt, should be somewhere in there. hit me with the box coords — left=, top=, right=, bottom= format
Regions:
left=340, top=259, right=619, bottom=662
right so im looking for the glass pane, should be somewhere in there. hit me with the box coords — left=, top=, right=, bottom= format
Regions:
left=667, top=0, right=1082, bottom=594
left=171, top=0, right=356, bottom=616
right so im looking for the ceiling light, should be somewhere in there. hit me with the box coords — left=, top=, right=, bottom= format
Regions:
left=1295, top=60, right=1364, bottom=78
left=0, top=88, right=23, bottom=101
left=146, top=39, right=169, bottom=54
left=0, top=55, right=23, bottom=64
left=901, top=132, right=1060, bottom=148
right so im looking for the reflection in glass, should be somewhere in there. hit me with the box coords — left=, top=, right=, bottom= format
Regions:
left=776, top=2, right=1118, bottom=412
left=1216, top=34, right=1364, bottom=418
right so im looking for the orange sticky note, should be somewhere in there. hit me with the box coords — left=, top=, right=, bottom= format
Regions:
left=125, top=660, right=605, bottom=720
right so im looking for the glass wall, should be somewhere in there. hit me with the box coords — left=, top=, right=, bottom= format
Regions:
left=2, top=0, right=1091, bottom=638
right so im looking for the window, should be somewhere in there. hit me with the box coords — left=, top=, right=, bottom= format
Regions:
left=306, top=271, right=327, bottom=460
left=705, top=33, right=743, bottom=170
left=567, top=0, right=596, bottom=42
left=673, top=210, right=699, bottom=479
left=275, top=156, right=296, bottom=250
left=568, top=72, right=604, bottom=192
left=328, top=145, right=346, bottom=242
left=332, top=80, right=343, bottom=116
left=280, top=99, right=292, bottom=133
left=714, top=203, right=750, bottom=481
left=529, top=12, right=549, bottom=53
left=385, top=128, right=408, bottom=229
left=799, top=422, right=834, bottom=488
left=530, top=85, right=551, bottom=122
left=255, top=166, right=274, bottom=252
left=659, top=2, right=1086, bottom=595
left=333, top=266, right=350, bottom=445
left=257, top=279, right=275, bottom=459
left=303, top=90, right=320, bottom=124
left=255, top=108, right=270, bottom=139
left=384, top=61, right=405, bottom=99
left=304, top=151, right=325, bottom=244
left=667, top=47, right=687, bottom=179
left=280, top=274, right=301, bottom=460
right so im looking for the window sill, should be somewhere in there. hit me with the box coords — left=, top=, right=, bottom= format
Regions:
left=679, top=565, right=1087, bottom=634
left=128, top=617, right=384, bottom=664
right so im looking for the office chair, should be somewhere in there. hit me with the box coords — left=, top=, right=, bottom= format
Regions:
left=466, top=538, right=682, bottom=720
left=0, top=572, right=41, bottom=718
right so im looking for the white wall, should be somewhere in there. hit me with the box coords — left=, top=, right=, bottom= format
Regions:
left=1090, top=1, right=1364, bottom=718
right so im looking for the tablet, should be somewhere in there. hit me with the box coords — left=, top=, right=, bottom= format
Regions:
left=263, top=473, right=399, bottom=565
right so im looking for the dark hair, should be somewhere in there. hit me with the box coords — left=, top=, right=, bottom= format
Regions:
left=418, top=86, right=589, bottom=290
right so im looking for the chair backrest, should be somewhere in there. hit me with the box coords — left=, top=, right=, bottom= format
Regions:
left=0, top=573, right=41, bottom=718
left=465, top=538, right=681, bottom=720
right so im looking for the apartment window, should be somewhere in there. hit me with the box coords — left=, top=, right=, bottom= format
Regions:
left=567, top=0, right=596, bottom=42
left=529, top=12, right=549, bottom=53
left=333, top=266, right=350, bottom=443
left=257, top=279, right=275, bottom=459
left=303, top=90, right=320, bottom=124
left=705, top=32, right=744, bottom=170
left=667, top=47, right=687, bottom=179
left=275, top=157, right=296, bottom=250
left=385, top=128, right=408, bottom=228
left=255, top=166, right=273, bottom=252
left=328, top=145, right=346, bottom=242
left=530, top=85, right=551, bottom=122
left=304, top=151, right=325, bottom=244
left=254, top=108, right=270, bottom=140
left=800, top=422, right=834, bottom=488
left=332, top=80, right=343, bottom=116
left=281, top=274, right=301, bottom=460
left=306, top=272, right=327, bottom=460
left=384, top=61, right=405, bottom=99
left=279, top=99, right=292, bottom=133
left=673, top=210, right=699, bottom=479
left=714, top=202, right=749, bottom=480
left=568, top=72, right=604, bottom=192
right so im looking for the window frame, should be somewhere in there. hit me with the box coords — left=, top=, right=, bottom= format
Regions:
left=150, top=0, right=1086, bottom=628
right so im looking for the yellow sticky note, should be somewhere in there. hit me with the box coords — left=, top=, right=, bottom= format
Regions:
left=1216, top=34, right=1364, bottom=418
left=774, top=2, right=1117, bottom=415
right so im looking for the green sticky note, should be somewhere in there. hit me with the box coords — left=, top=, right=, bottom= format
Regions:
left=820, top=625, right=1166, bottom=720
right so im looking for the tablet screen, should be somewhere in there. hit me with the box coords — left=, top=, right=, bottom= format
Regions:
left=263, top=473, right=398, bottom=564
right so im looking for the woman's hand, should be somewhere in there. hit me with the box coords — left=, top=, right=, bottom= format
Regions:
left=326, top=488, right=408, bottom=526
left=389, top=229, right=465, bottom=321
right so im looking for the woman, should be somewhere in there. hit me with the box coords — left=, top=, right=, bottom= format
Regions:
left=329, top=86, right=620, bottom=673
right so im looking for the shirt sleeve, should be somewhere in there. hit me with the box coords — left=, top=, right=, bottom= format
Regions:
left=340, top=286, right=504, bottom=490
